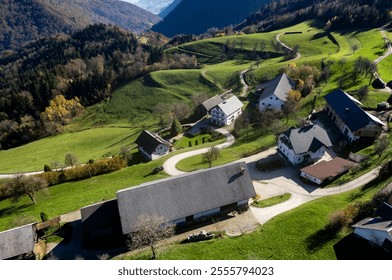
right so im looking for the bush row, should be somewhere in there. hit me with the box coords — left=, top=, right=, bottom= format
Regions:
left=37, top=157, right=127, bottom=186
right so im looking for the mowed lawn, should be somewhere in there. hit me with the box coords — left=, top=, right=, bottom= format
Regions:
left=0, top=127, right=141, bottom=173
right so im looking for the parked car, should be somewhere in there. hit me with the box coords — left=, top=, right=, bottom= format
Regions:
left=187, top=230, right=214, bottom=242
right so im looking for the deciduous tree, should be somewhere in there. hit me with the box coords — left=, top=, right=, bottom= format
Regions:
left=128, top=214, right=175, bottom=259
left=4, top=175, right=48, bottom=205
left=202, top=146, right=221, bottom=168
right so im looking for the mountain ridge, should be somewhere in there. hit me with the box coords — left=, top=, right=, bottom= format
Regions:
left=151, top=0, right=271, bottom=37
left=0, top=0, right=160, bottom=51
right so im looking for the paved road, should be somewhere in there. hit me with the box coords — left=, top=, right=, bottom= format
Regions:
left=163, top=128, right=235, bottom=176
left=162, top=130, right=381, bottom=226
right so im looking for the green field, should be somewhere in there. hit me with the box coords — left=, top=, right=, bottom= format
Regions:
left=0, top=127, right=141, bottom=173
left=252, top=193, right=291, bottom=208
left=0, top=158, right=168, bottom=231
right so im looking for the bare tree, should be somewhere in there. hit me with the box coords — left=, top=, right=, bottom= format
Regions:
left=119, top=146, right=133, bottom=164
left=202, top=146, right=221, bottom=168
left=4, top=175, right=48, bottom=205
left=64, top=153, right=78, bottom=167
left=128, top=214, right=175, bottom=259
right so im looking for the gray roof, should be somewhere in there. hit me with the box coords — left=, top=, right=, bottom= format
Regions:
left=352, top=217, right=392, bottom=233
left=217, top=95, right=243, bottom=116
left=135, top=130, right=170, bottom=154
left=257, top=73, right=295, bottom=102
left=201, top=95, right=225, bottom=112
left=116, top=162, right=255, bottom=234
left=282, top=124, right=333, bottom=154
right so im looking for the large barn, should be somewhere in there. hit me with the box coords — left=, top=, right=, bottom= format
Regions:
left=116, top=162, right=255, bottom=235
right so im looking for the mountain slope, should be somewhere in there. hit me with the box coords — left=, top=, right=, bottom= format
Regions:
left=159, top=0, right=182, bottom=18
left=0, top=0, right=160, bottom=51
left=151, top=0, right=271, bottom=37
left=132, top=0, right=175, bottom=15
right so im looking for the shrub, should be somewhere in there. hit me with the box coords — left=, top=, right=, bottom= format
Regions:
left=44, top=164, right=52, bottom=172
left=324, top=210, right=348, bottom=234
left=40, top=212, right=49, bottom=222
left=37, top=157, right=127, bottom=186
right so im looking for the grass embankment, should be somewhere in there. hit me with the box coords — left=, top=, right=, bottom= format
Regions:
left=252, top=193, right=291, bottom=208
left=120, top=178, right=389, bottom=260
left=176, top=130, right=276, bottom=172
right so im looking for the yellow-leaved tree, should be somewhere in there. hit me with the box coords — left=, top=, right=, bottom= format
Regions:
left=41, top=95, right=83, bottom=130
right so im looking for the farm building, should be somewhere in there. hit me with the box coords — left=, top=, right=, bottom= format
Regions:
left=277, top=124, right=333, bottom=166
left=135, top=130, right=171, bottom=161
left=300, top=157, right=356, bottom=185
left=210, top=95, right=243, bottom=126
left=324, top=89, right=385, bottom=143
left=256, top=73, right=295, bottom=112
left=116, top=162, right=255, bottom=235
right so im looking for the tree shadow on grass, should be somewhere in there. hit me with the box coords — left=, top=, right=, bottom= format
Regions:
left=0, top=203, right=32, bottom=217
left=306, top=228, right=338, bottom=253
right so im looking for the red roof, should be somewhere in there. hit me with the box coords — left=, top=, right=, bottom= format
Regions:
left=300, top=157, right=356, bottom=181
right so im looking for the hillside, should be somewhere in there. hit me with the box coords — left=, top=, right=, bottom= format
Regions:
left=0, top=0, right=160, bottom=51
left=159, top=0, right=182, bottom=18
left=237, top=0, right=392, bottom=33
left=0, top=24, right=196, bottom=150
left=151, top=0, right=271, bottom=37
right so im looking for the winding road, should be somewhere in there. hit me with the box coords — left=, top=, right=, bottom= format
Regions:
left=162, top=127, right=380, bottom=226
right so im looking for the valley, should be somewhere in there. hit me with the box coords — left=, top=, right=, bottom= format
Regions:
left=1, top=12, right=392, bottom=260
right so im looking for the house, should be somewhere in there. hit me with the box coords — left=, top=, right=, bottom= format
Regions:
left=256, top=73, right=295, bottom=111
left=135, top=130, right=171, bottom=161
left=116, top=162, right=255, bottom=235
left=277, top=124, right=333, bottom=165
left=334, top=202, right=392, bottom=259
left=300, top=157, right=356, bottom=185
left=210, top=95, right=243, bottom=126
left=324, top=89, right=385, bottom=143
left=198, top=94, right=225, bottom=116
left=352, top=203, right=392, bottom=247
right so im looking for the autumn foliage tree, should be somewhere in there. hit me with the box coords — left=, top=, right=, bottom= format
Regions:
left=41, top=95, right=84, bottom=130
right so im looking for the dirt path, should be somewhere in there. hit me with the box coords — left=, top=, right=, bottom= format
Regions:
left=373, top=25, right=392, bottom=90
left=276, top=33, right=302, bottom=61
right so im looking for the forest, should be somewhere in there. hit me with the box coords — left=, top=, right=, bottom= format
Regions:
left=0, top=24, right=196, bottom=149
left=238, top=0, right=392, bottom=33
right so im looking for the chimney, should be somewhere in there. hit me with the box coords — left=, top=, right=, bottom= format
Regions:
left=240, top=167, right=245, bottom=175
left=345, top=108, right=350, bottom=113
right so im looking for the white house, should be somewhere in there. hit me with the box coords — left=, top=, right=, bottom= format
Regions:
left=352, top=203, right=392, bottom=247
left=210, top=95, right=243, bottom=126
left=277, top=124, right=333, bottom=165
left=352, top=218, right=392, bottom=247
left=257, top=73, right=295, bottom=111
left=135, top=130, right=171, bottom=161
left=324, top=89, right=385, bottom=143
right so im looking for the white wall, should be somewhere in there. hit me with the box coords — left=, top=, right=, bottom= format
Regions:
left=300, top=171, right=322, bottom=185
left=259, top=96, right=284, bottom=111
